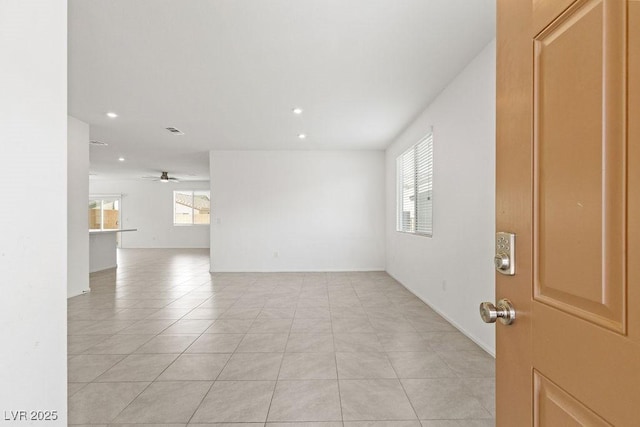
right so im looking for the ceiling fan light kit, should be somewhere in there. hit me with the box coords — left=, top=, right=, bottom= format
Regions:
left=142, top=171, right=180, bottom=183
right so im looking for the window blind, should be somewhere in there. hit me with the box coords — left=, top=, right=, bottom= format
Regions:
left=397, top=132, right=433, bottom=236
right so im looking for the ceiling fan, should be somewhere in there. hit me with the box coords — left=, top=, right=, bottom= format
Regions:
left=142, top=171, right=180, bottom=183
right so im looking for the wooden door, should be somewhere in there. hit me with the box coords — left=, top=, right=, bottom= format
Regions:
left=496, top=0, right=640, bottom=425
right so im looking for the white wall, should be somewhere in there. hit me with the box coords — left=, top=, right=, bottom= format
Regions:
left=0, top=0, right=68, bottom=423
left=89, top=179, right=210, bottom=248
left=385, top=40, right=496, bottom=354
left=68, top=116, right=90, bottom=297
left=210, top=150, right=385, bottom=272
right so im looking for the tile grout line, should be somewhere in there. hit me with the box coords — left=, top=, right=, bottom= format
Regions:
left=387, top=342, right=422, bottom=423
left=331, top=281, right=346, bottom=425
left=98, top=344, right=182, bottom=421
left=186, top=277, right=258, bottom=425
left=262, top=282, right=299, bottom=424
left=94, top=278, right=237, bottom=424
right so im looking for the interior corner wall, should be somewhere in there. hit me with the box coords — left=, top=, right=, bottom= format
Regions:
left=68, top=116, right=90, bottom=297
left=89, top=179, right=210, bottom=248
left=385, top=40, right=496, bottom=354
left=209, top=150, right=386, bottom=272
left=0, top=0, right=68, bottom=423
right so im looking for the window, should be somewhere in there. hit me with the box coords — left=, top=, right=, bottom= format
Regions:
left=89, top=196, right=121, bottom=230
left=397, top=132, right=433, bottom=236
left=174, top=190, right=210, bottom=225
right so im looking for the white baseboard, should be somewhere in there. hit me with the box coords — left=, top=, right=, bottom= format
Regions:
left=386, top=271, right=496, bottom=358
left=67, top=288, right=91, bottom=299
left=209, top=267, right=386, bottom=273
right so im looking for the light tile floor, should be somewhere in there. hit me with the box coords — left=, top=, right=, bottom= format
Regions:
left=68, top=249, right=495, bottom=426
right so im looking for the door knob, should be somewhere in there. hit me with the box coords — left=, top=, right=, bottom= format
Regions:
left=480, top=299, right=516, bottom=325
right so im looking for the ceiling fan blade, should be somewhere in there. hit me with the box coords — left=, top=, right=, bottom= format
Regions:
left=141, top=172, right=181, bottom=182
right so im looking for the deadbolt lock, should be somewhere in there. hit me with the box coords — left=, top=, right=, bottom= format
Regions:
left=495, top=232, right=516, bottom=275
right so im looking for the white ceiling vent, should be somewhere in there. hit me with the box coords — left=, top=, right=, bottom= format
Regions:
left=89, top=140, right=108, bottom=146
left=166, top=127, right=184, bottom=135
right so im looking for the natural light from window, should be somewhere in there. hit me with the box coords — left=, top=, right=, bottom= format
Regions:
left=397, top=132, right=433, bottom=236
left=89, top=197, right=120, bottom=230
left=173, top=190, right=211, bottom=225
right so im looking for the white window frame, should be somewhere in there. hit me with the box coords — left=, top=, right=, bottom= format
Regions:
left=89, top=194, right=121, bottom=231
left=173, top=190, right=211, bottom=226
left=396, top=131, right=433, bottom=237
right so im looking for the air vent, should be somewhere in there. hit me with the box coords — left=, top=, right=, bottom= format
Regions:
left=89, top=140, right=108, bottom=146
left=165, top=127, right=184, bottom=135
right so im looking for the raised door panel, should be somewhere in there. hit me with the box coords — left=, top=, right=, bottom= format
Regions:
left=532, top=302, right=640, bottom=425
left=533, top=0, right=578, bottom=34
left=534, top=371, right=611, bottom=426
left=532, top=0, right=626, bottom=332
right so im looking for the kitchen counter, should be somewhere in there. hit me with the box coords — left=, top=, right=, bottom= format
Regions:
left=89, top=228, right=137, bottom=234
left=89, top=229, right=137, bottom=273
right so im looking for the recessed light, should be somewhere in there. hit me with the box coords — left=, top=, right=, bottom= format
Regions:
left=292, top=107, right=303, bottom=115
left=106, top=112, right=118, bottom=118
left=298, top=133, right=307, bottom=140
left=118, top=157, right=125, bottom=162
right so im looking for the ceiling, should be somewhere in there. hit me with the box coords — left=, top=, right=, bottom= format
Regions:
left=69, top=0, right=495, bottom=181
